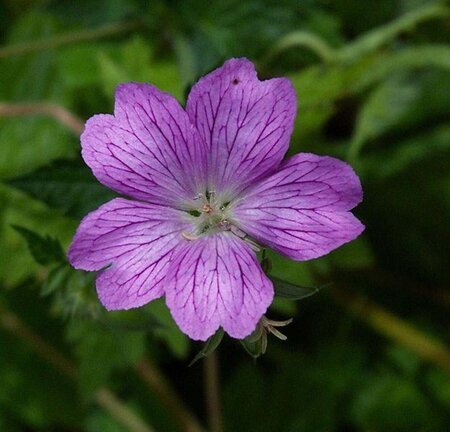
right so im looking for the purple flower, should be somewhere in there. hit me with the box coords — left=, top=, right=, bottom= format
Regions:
left=68, top=58, right=364, bottom=341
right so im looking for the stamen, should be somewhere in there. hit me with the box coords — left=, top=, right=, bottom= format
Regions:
left=202, top=204, right=213, bottom=214
left=182, top=232, right=199, bottom=241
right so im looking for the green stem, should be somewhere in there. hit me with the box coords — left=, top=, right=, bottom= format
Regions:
left=0, top=20, right=143, bottom=59
left=260, top=31, right=335, bottom=68
left=261, top=3, right=448, bottom=68
left=337, top=3, right=449, bottom=63
left=0, top=102, right=84, bottom=135
left=331, top=287, right=450, bottom=374
left=136, top=358, right=205, bottom=432
left=204, top=351, right=223, bottom=432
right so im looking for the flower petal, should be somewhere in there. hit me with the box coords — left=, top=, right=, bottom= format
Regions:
left=165, top=233, right=274, bottom=341
left=186, top=58, right=296, bottom=197
left=81, top=83, right=207, bottom=208
left=233, top=153, right=365, bottom=260
left=68, top=198, right=191, bottom=310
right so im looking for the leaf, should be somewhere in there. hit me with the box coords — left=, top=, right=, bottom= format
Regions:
left=336, top=4, right=449, bottom=63
left=12, top=225, right=65, bottom=266
left=271, top=276, right=323, bottom=300
left=189, top=329, right=225, bottom=366
left=98, top=36, right=183, bottom=101
left=8, top=158, right=116, bottom=219
left=351, top=45, right=450, bottom=93
left=362, top=125, right=450, bottom=182
left=348, top=73, right=420, bottom=162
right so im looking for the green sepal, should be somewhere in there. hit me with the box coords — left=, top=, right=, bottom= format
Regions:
left=240, top=325, right=266, bottom=359
left=271, top=276, right=325, bottom=300
left=189, top=328, right=225, bottom=366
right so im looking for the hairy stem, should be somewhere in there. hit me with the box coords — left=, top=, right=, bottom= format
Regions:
left=136, top=358, right=205, bottom=432
left=204, top=351, right=223, bottom=432
left=0, top=20, right=143, bottom=59
left=0, top=303, right=154, bottom=432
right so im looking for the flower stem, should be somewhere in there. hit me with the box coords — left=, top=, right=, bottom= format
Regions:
left=331, top=287, right=450, bottom=374
left=0, top=20, right=143, bottom=59
left=0, top=302, right=154, bottom=432
left=0, top=102, right=84, bottom=135
left=135, top=358, right=205, bottom=432
left=204, top=351, right=223, bottom=432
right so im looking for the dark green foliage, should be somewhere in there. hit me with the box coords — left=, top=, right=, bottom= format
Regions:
left=8, top=159, right=117, bottom=219
left=12, top=225, right=65, bottom=265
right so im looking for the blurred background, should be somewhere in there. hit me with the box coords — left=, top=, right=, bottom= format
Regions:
left=1, top=0, right=449, bottom=431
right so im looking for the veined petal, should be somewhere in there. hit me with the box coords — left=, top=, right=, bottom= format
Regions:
left=68, top=198, right=192, bottom=310
left=81, top=83, right=207, bottom=208
left=186, top=58, right=296, bottom=198
left=165, top=233, right=274, bottom=341
left=233, top=153, right=365, bottom=261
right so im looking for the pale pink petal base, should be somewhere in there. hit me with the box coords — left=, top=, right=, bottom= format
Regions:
left=234, top=153, right=365, bottom=260
left=68, top=198, right=193, bottom=310
left=165, top=233, right=274, bottom=341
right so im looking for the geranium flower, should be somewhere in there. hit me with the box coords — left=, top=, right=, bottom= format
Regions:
left=68, top=58, right=364, bottom=341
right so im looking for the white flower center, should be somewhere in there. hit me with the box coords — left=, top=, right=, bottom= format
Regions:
left=186, top=191, right=232, bottom=236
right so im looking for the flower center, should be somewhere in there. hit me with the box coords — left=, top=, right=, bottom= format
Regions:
left=185, top=190, right=232, bottom=237
left=182, top=191, right=261, bottom=251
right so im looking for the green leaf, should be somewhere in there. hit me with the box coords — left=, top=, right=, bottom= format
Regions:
left=8, top=158, right=116, bottom=219
left=362, top=125, right=450, bottom=181
left=351, top=45, right=450, bottom=93
left=348, top=73, right=420, bottom=162
left=189, top=329, right=225, bottom=366
left=337, top=4, right=449, bottom=63
left=271, top=276, right=323, bottom=300
left=12, top=225, right=65, bottom=266
left=98, top=36, right=183, bottom=101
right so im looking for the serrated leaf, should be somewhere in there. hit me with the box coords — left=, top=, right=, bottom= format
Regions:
left=189, top=329, right=224, bottom=366
left=12, top=225, right=65, bottom=266
left=8, top=158, right=116, bottom=219
left=271, top=276, right=323, bottom=300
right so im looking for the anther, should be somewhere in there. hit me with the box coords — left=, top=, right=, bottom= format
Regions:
left=202, top=204, right=213, bottom=214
